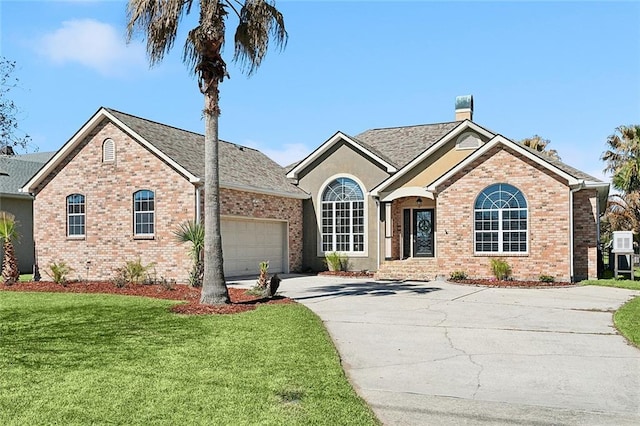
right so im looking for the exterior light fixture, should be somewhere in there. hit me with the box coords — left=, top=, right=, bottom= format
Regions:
left=416, top=197, right=422, bottom=206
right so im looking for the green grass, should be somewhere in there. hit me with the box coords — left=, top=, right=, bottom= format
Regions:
left=18, top=274, right=32, bottom=282
left=614, top=297, right=640, bottom=347
left=0, top=292, right=378, bottom=425
left=581, top=278, right=640, bottom=291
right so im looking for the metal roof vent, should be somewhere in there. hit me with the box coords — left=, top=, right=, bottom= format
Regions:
left=455, top=95, right=473, bottom=121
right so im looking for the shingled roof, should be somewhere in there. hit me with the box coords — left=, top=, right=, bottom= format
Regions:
left=355, top=121, right=461, bottom=168
left=106, top=109, right=308, bottom=198
left=0, top=153, right=54, bottom=197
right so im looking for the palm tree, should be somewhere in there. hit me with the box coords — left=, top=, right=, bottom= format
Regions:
left=127, top=0, right=287, bottom=304
left=520, top=135, right=560, bottom=160
left=0, top=211, right=20, bottom=285
left=602, top=125, right=640, bottom=193
left=603, top=192, right=640, bottom=237
left=174, top=220, right=205, bottom=287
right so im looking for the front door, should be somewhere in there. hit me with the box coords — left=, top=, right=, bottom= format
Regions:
left=413, top=209, right=434, bottom=257
left=402, top=209, right=434, bottom=258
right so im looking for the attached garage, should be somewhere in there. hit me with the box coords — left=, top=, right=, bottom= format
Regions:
left=221, top=217, right=288, bottom=277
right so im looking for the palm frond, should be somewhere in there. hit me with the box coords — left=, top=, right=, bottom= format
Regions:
left=127, top=0, right=195, bottom=66
left=0, top=211, right=18, bottom=242
left=233, top=0, right=287, bottom=75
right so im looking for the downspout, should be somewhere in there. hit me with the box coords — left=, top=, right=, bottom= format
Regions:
left=195, top=186, right=202, bottom=223
left=569, top=182, right=585, bottom=282
left=376, top=198, right=380, bottom=271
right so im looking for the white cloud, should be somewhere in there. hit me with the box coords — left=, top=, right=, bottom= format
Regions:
left=37, top=19, right=146, bottom=77
left=242, top=140, right=311, bottom=167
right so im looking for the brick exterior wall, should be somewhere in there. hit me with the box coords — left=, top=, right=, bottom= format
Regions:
left=435, top=146, right=573, bottom=281
left=573, top=189, right=598, bottom=280
left=33, top=120, right=303, bottom=282
left=218, top=188, right=303, bottom=272
left=33, top=120, right=195, bottom=282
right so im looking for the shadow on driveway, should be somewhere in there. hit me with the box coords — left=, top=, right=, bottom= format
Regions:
left=293, top=280, right=442, bottom=301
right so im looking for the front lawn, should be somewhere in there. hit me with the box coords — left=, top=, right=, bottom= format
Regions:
left=614, top=297, right=640, bottom=347
left=581, top=278, right=640, bottom=291
left=0, top=292, right=378, bottom=425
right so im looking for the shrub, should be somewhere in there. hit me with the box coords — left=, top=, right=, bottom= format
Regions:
left=257, top=261, right=269, bottom=289
left=325, top=252, right=348, bottom=272
left=47, top=261, right=73, bottom=286
left=490, top=258, right=512, bottom=280
left=174, top=220, right=204, bottom=287
left=159, top=277, right=176, bottom=291
left=112, top=258, right=155, bottom=287
left=449, top=270, right=468, bottom=280
left=539, top=274, right=555, bottom=283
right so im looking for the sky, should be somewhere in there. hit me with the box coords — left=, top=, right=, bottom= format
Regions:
left=1, top=0, right=639, bottom=183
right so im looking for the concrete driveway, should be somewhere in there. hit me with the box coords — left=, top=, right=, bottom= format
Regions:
left=233, top=275, right=640, bottom=425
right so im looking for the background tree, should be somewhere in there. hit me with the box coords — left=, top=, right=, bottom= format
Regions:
left=0, top=211, right=20, bottom=285
left=519, top=135, right=560, bottom=160
left=127, top=0, right=287, bottom=305
left=0, top=57, right=31, bottom=150
left=601, top=125, right=640, bottom=193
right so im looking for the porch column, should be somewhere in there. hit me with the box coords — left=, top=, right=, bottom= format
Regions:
left=384, top=202, right=392, bottom=260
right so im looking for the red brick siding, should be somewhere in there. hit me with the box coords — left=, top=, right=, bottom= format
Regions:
left=33, top=120, right=195, bottom=282
left=435, top=146, right=572, bottom=281
left=573, top=189, right=598, bottom=280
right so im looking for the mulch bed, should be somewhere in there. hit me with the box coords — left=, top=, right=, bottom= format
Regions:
left=1, top=281, right=294, bottom=315
left=451, top=279, right=574, bottom=288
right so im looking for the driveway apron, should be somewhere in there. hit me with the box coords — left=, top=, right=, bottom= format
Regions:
left=269, top=276, right=640, bottom=425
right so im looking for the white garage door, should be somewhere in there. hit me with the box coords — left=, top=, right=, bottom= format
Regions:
left=221, top=218, right=287, bottom=277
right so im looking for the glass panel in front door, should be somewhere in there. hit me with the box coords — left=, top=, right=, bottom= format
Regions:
left=413, top=209, right=434, bottom=257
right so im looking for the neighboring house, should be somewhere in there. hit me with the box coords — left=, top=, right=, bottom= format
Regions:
left=0, top=151, right=54, bottom=273
left=21, top=107, right=308, bottom=282
left=288, top=96, right=608, bottom=282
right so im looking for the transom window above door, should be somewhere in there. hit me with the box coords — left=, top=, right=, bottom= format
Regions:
left=321, top=177, right=365, bottom=253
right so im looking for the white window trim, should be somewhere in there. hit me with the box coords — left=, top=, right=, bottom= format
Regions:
left=473, top=184, right=529, bottom=255
left=66, top=193, right=86, bottom=238
left=133, top=189, right=155, bottom=238
left=316, top=174, right=369, bottom=257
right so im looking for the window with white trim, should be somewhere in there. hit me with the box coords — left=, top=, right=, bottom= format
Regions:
left=321, top=177, right=365, bottom=253
left=474, top=184, right=527, bottom=253
left=133, top=190, right=154, bottom=236
left=102, top=138, right=115, bottom=163
left=67, top=194, right=85, bottom=237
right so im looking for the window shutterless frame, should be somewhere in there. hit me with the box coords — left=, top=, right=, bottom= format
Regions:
left=66, top=193, right=85, bottom=237
left=133, top=190, right=155, bottom=237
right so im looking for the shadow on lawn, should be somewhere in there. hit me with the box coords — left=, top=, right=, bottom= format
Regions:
left=294, top=281, right=441, bottom=301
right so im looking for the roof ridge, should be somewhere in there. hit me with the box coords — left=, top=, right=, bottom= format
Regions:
left=105, top=107, right=262, bottom=153
left=363, top=120, right=460, bottom=132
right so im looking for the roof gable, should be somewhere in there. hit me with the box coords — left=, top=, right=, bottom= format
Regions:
left=286, top=131, right=398, bottom=179
left=370, top=120, right=495, bottom=196
left=22, top=108, right=308, bottom=199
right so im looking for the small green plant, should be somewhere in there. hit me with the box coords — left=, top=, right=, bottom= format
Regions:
left=174, top=220, right=204, bottom=287
left=449, top=270, right=468, bottom=280
left=112, top=258, right=155, bottom=287
left=124, top=258, right=155, bottom=284
left=47, top=261, right=73, bottom=286
left=539, top=274, right=555, bottom=283
left=325, top=252, right=348, bottom=272
left=159, top=277, right=176, bottom=291
left=257, top=261, right=269, bottom=289
left=490, top=258, right=512, bottom=280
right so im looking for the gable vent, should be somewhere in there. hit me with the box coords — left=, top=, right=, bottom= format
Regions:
left=102, top=138, right=115, bottom=163
left=456, top=132, right=482, bottom=150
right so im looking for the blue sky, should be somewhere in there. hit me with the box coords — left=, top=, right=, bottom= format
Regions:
left=1, top=0, right=639, bottom=182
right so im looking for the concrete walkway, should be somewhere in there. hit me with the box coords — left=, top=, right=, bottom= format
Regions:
left=230, top=275, right=640, bottom=425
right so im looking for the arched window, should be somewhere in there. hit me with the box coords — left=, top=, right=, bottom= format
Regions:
left=102, top=138, right=115, bottom=163
left=133, top=190, right=155, bottom=236
left=474, top=184, right=527, bottom=253
left=321, top=177, right=365, bottom=253
left=67, top=194, right=85, bottom=237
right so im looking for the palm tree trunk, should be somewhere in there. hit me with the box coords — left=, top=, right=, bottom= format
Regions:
left=2, top=240, right=19, bottom=285
left=200, top=87, right=230, bottom=305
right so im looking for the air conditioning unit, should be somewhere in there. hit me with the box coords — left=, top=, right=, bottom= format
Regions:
left=612, top=231, right=634, bottom=253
